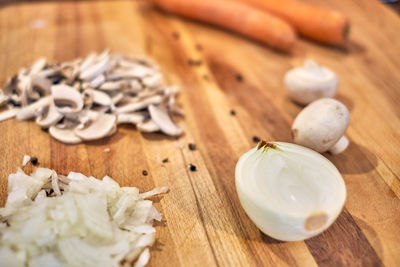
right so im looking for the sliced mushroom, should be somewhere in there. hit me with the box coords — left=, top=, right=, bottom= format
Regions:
left=79, top=52, right=97, bottom=73
left=80, top=56, right=110, bottom=81
left=142, top=73, right=163, bottom=89
left=164, top=86, right=179, bottom=97
left=0, top=108, right=20, bottom=122
left=0, top=52, right=183, bottom=143
left=110, top=65, right=156, bottom=79
left=99, top=80, right=129, bottom=91
left=29, top=57, right=47, bottom=75
left=148, top=104, right=182, bottom=136
left=0, top=92, right=7, bottom=106
left=89, top=89, right=112, bottom=106
left=117, top=113, right=146, bottom=125
left=137, top=119, right=160, bottom=133
left=49, top=126, right=82, bottom=144
left=36, top=104, right=63, bottom=128
left=116, top=95, right=163, bottom=114
left=111, top=92, right=124, bottom=105
left=52, top=84, right=83, bottom=113
left=18, top=76, right=32, bottom=106
left=31, top=74, right=52, bottom=94
left=107, top=124, right=117, bottom=136
left=75, top=110, right=99, bottom=130
left=74, top=113, right=116, bottom=140
left=90, top=74, right=105, bottom=88
left=17, top=95, right=52, bottom=120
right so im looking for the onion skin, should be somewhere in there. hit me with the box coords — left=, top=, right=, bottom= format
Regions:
left=235, top=141, right=346, bottom=241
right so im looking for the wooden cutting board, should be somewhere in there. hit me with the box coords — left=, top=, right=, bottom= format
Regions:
left=0, top=0, right=399, bottom=266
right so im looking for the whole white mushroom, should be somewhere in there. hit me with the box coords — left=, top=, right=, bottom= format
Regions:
left=292, top=98, right=350, bottom=154
left=284, top=60, right=338, bottom=105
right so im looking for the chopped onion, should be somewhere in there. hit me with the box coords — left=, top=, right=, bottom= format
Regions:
left=235, top=141, right=346, bottom=241
left=0, top=166, right=168, bottom=266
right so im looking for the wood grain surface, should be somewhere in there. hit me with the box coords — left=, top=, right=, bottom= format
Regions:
left=0, top=0, right=400, bottom=266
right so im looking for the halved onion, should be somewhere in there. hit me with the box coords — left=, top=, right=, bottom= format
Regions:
left=235, top=141, right=346, bottom=241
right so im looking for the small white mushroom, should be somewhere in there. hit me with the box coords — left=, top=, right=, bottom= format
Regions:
left=137, top=119, right=161, bottom=133
left=148, top=104, right=182, bottom=136
left=17, top=95, right=52, bottom=120
left=0, top=108, right=20, bottom=122
left=36, top=104, right=63, bottom=128
left=291, top=98, right=350, bottom=154
left=284, top=60, right=338, bottom=105
left=74, top=113, right=116, bottom=140
left=51, top=85, right=83, bottom=113
left=49, top=126, right=82, bottom=144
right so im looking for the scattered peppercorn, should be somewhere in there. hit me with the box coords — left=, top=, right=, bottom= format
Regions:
left=188, top=143, right=197, bottom=151
left=188, top=59, right=202, bottom=66
left=236, top=74, right=243, bottom=82
left=30, top=157, right=38, bottom=165
left=189, top=164, right=197, bottom=172
left=142, top=170, right=148, bottom=176
left=252, top=136, right=261, bottom=143
left=172, top=32, right=180, bottom=39
left=79, top=88, right=84, bottom=93
left=230, top=109, right=236, bottom=116
left=162, top=158, right=169, bottom=163
left=195, top=44, right=203, bottom=51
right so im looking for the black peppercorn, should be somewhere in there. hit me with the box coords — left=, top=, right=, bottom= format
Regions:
left=188, top=143, right=196, bottom=151
left=252, top=136, right=260, bottom=143
left=30, top=157, right=38, bottom=165
left=189, top=164, right=197, bottom=172
left=142, top=170, right=148, bottom=176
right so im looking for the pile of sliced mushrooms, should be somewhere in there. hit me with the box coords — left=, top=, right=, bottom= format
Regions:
left=0, top=51, right=183, bottom=144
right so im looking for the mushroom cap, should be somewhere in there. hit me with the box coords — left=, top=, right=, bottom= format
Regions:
left=74, top=113, right=116, bottom=140
left=284, top=60, right=338, bottom=105
left=291, top=98, right=350, bottom=153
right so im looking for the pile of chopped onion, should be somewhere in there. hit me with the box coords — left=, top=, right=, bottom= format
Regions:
left=0, top=166, right=168, bottom=267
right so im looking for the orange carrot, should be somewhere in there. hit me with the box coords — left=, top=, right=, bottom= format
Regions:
left=151, top=0, right=296, bottom=52
left=233, top=0, right=349, bottom=45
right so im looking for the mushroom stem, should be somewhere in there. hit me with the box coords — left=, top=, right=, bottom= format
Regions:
left=328, top=136, right=349, bottom=155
